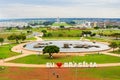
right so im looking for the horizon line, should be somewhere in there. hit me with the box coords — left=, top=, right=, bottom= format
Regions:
left=1, top=17, right=120, bottom=20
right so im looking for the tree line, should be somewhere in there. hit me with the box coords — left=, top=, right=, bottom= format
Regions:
left=109, top=42, right=120, bottom=52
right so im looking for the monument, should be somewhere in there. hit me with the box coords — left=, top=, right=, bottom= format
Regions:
left=56, top=17, right=60, bottom=23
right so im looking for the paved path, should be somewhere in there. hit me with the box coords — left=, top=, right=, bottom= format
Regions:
left=35, top=36, right=43, bottom=41
left=0, top=62, right=120, bottom=68
left=101, top=48, right=120, bottom=57
left=0, top=36, right=120, bottom=68
left=102, top=52, right=120, bottom=57
left=97, top=63, right=120, bottom=67
left=0, top=43, right=9, bottom=46
left=3, top=54, right=32, bottom=62
left=0, top=63, right=46, bottom=68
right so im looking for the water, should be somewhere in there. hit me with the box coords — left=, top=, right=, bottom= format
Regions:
left=24, top=40, right=110, bottom=52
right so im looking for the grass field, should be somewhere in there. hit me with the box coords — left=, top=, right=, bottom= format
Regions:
left=40, top=28, right=120, bottom=41
left=85, top=37, right=110, bottom=42
left=109, top=50, right=120, bottom=54
left=0, top=66, right=120, bottom=80
left=0, top=30, right=27, bottom=39
left=94, top=29, right=120, bottom=35
left=26, top=37, right=37, bottom=40
left=44, top=29, right=83, bottom=37
left=9, top=54, right=120, bottom=64
left=75, top=66, right=120, bottom=80
left=0, top=44, right=19, bottom=59
left=52, top=22, right=71, bottom=26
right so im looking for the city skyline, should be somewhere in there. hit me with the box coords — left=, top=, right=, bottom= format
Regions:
left=0, top=0, right=120, bottom=19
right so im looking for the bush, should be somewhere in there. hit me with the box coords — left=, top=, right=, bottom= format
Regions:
left=58, top=34, right=63, bottom=37
left=0, top=38, right=4, bottom=45
left=68, top=35, right=73, bottom=37
left=75, top=34, right=80, bottom=37
left=47, top=33, right=53, bottom=37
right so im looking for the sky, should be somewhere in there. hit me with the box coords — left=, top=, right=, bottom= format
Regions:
left=0, top=0, right=120, bottom=19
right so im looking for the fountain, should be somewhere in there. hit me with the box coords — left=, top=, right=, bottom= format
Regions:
left=24, top=40, right=110, bottom=53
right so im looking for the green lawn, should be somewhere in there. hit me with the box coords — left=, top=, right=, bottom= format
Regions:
left=0, top=44, right=19, bottom=59
left=85, top=37, right=110, bottom=42
left=109, top=50, right=120, bottom=54
left=45, top=29, right=82, bottom=37
left=75, top=66, right=120, bottom=80
left=0, top=30, right=27, bottom=39
left=26, top=37, right=37, bottom=40
left=95, top=29, right=120, bottom=35
left=9, top=54, right=120, bottom=64
left=52, top=22, right=71, bottom=26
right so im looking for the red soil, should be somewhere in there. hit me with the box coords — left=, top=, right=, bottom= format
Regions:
left=0, top=67, right=101, bottom=80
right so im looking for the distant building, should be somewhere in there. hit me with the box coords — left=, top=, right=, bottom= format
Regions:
left=0, top=27, right=5, bottom=32
left=94, top=21, right=120, bottom=28
left=91, top=22, right=97, bottom=28
left=56, top=17, right=60, bottom=23
left=97, top=22, right=105, bottom=28
left=0, top=21, right=28, bottom=27
left=74, top=20, right=92, bottom=28
left=105, top=21, right=120, bottom=26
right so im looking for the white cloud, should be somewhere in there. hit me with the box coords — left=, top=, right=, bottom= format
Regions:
left=0, top=2, right=120, bottom=18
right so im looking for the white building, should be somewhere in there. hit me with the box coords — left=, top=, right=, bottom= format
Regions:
left=0, top=21, right=28, bottom=27
left=74, top=20, right=92, bottom=28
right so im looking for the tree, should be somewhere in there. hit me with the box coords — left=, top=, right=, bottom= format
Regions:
left=20, top=34, right=26, bottom=41
left=27, top=30, right=32, bottom=34
left=117, top=42, right=120, bottom=51
left=82, top=31, right=92, bottom=37
left=90, top=33, right=96, bottom=37
left=109, top=42, right=118, bottom=52
left=6, top=27, right=12, bottom=30
left=47, top=33, right=53, bottom=37
left=25, top=25, right=32, bottom=29
left=43, top=45, right=60, bottom=58
left=106, top=25, right=113, bottom=29
left=98, top=33, right=103, bottom=38
left=94, top=26, right=99, bottom=29
left=0, top=38, right=4, bottom=45
left=41, top=30, right=47, bottom=37
left=43, top=21, right=53, bottom=26
left=22, top=25, right=32, bottom=29
left=7, top=34, right=20, bottom=43
left=7, top=34, right=26, bottom=43
left=41, top=30, right=47, bottom=34
left=60, top=25, right=65, bottom=28
left=111, top=33, right=120, bottom=40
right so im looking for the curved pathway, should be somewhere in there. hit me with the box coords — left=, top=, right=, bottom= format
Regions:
left=0, top=36, right=120, bottom=68
left=101, top=48, right=120, bottom=57
left=0, top=62, right=120, bottom=68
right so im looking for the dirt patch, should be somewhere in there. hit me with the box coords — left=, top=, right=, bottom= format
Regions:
left=0, top=67, right=102, bottom=80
